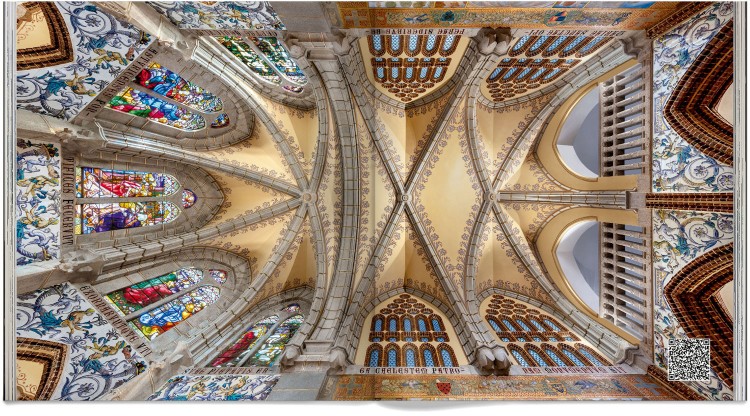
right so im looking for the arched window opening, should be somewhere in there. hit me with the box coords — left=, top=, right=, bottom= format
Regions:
left=386, top=346, right=399, bottom=367
left=576, top=345, right=609, bottom=366
left=544, top=348, right=568, bottom=367
left=136, top=62, right=224, bottom=113
left=368, top=345, right=382, bottom=367
left=210, top=316, right=279, bottom=367
left=77, top=167, right=179, bottom=198
left=511, top=349, right=530, bottom=367
left=217, top=36, right=307, bottom=94
left=107, top=87, right=207, bottom=131
left=105, top=267, right=203, bottom=315
left=182, top=189, right=197, bottom=209
left=246, top=314, right=304, bottom=367
left=363, top=294, right=461, bottom=368
left=130, top=285, right=220, bottom=340
left=74, top=166, right=194, bottom=235
left=527, top=347, right=550, bottom=367
left=484, top=294, right=611, bottom=368
left=281, top=303, right=301, bottom=313
left=557, top=221, right=600, bottom=312
left=209, top=269, right=228, bottom=285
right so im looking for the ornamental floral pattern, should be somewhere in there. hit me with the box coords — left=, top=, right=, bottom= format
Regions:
left=147, top=1, right=285, bottom=31
left=652, top=2, right=733, bottom=193
left=147, top=374, right=280, bottom=400
left=16, top=139, right=61, bottom=266
left=16, top=283, right=148, bottom=400
left=652, top=209, right=734, bottom=400
left=16, top=2, right=152, bottom=120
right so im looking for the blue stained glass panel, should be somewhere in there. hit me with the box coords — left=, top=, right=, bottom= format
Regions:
left=387, top=349, right=397, bottom=367
left=389, top=318, right=397, bottom=332
left=579, top=348, right=603, bottom=366
left=512, top=350, right=530, bottom=366
left=440, top=349, right=453, bottom=367
left=529, top=350, right=548, bottom=366
left=512, top=35, right=530, bottom=51
left=502, top=319, right=516, bottom=331
left=488, top=319, right=502, bottom=332
left=562, top=349, right=586, bottom=366
left=374, top=318, right=383, bottom=332
left=369, top=349, right=380, bottom=367
left=403, top=318, right=412, bottom=332
left=418, top=319, right=427, bottom=332
left=545, top=349, right=567, bottom=366
left=530, top=320, right=545, bottom=331
left=431, top=318, right=441, bottom=332
left=423, top=349, right=435, bottom=367
left=406, top=349, right=416, bottom=367
left=544, top=319, right=561, bottom=331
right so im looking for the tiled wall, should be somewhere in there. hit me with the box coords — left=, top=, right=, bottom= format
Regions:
left=16, top=282, right=148, bottom=400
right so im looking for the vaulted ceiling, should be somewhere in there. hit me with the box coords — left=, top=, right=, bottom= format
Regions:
left=15, top=0, right=690, bottom=348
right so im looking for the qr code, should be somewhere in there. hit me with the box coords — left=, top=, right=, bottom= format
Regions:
left=667, top=338, right=710, bottom=382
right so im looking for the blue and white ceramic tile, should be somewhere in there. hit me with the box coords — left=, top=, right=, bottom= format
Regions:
left=147, top=374, right=280, bottom=400
left=147, top=1, right=285, bottom=31
left=16, top=2, right=153, bottom=121
left=652, top=2, right=733, bottom=193
left=16, top=139, right=61, bottom=266
left=652, top=209, right=734, bottom=400
left=16, top=283, right=148, bottom=400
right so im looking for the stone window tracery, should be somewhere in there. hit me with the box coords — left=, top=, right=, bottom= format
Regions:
left=486, top=34, right=613, bottom=102
left=104, top=267, right=227, bottom=340
left=364, top=294, right=459, bottom=367
left=367, top=34, right=461, bottom=102
left=209, top=303, right=305, bottom=367
left=484, top=294, right=612, bottom=368
left=74, top=166, right=195, bottom=235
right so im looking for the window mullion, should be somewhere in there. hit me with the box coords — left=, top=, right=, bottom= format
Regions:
left=235, top=311, right=289, bottom=367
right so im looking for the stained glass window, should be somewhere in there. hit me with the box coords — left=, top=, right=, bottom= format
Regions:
left=488, top=319, right=502, bottom=332
left=136, top=62, right=224, bottom=113
left=578, top=347, right=604, bottom=366
left=545, top=348, right=567, bottom=366
left=387, top=348, right=397, bottom=367
left=515, top=319, right=532, bottom=332
left=439, top=348, right=453, bottom=367
left=210, top=316, right=279, bottom=367
left=544, top=319, right=561, bottom=331
left=218, top=36, right=306, bottom=94
left=369, top=349, right=380, bottom=367
left=281, top=303, right=301, bottom=313
left=423, top=349, right=435, bottom=367
left=528, top=349, right=548, bottom=367
left=76, top=167, right=179, bottom=198
left=562, top=349, right=586, bottom=366
left=218, top=36, right=280, bottom=84
left=405, top=349, right=416, bottom=367
left=210, top=269, right=228, bottom=285
left=403, top=318, right=412, bottom=332
left=530, top=319, right=545, bottom=331
left=75, top=201, right=180, bottom=234
left=182, top=189, right=197, bottom=209
left=484, top=295, right=611, bottom=368
left=129, top=285, right=220, bottom=340
left=246, top=314, right=304, bottom=366
left=250, top=37, right=307, bottom=85
left=365, top=294, right=461, bottom=368
left=511, top=350, right=530, bottom=367
left=431, top=318, right=441, bottom=332
left=107, top=87, right=206, bottom=131
left=106, top=267, right=203, bottom=316
left=211, top=113, right=230, bottom=128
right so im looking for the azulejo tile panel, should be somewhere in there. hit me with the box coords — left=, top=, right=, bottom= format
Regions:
left=326, top=374, right=676, bottom=400
left=652, top=2, right=733, bottom=193
left=16, top=2, right=152, bottom=121
left=16, top=139, right=61, bottom=266
left=16, top=283, right=148, bottom=400
left=652, top=209, right=734, bottom=400
left=147, top=1, right=285, bottom=31
left=147, top=374, right=280, bottom=400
